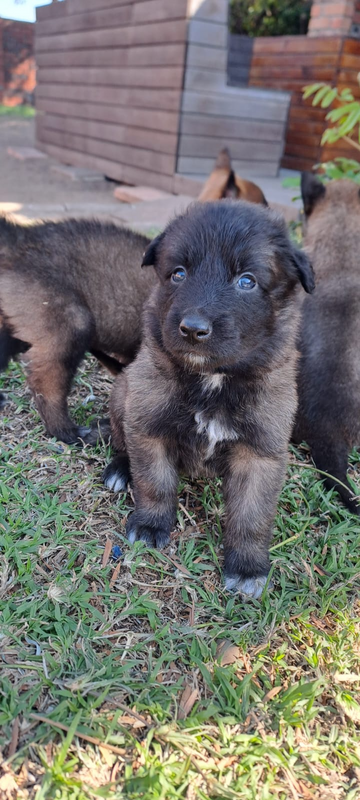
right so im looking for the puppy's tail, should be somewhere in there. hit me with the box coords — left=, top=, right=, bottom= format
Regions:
left=90, top=349, right=125, bottom=376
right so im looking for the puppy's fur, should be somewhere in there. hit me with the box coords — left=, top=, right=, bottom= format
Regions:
left=105, top=201, right=314, bottom=597
left=197, top=148, right=268, bottom=206
left=293, top=174, right=360, bottom=514
left=0, top=217, right=157, bottom=443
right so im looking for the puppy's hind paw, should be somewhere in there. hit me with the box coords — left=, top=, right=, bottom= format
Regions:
left=126, top=512, right=170, bottom=549
left=224, top=574, right=270, bottom=600
left=103, top=455, right=130, bottom=493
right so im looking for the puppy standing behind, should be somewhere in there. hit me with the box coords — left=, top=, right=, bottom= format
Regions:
left=0, top=217, right=157, bottom=443
left=105, top=201, right=314, bottom=597
left=293, top=174, right=360, bottom=514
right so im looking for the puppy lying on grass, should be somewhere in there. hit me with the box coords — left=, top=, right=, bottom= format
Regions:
left=0, top=217, right=157, bottom=443
left=105, top=201, right=314, bottom=598
left=294, top=174, right=360, bottom=514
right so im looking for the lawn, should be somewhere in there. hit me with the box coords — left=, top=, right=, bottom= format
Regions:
left=0, top=105, right=35, bottom=118
left=0, top=355, right=359, bottom=799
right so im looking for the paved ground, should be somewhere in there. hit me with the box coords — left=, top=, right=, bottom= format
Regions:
left=0, top=117, right=301, bottom=232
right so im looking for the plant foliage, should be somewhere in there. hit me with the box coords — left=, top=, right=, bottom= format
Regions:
left=229, top=0, right=312, bottom=37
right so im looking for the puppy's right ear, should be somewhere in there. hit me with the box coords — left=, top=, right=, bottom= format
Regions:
left=301, top=172, right=326, bottom=217
left=141, top=232, right=164, bottom=267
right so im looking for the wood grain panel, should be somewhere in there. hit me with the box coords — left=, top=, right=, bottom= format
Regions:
left=41, top=113, right=177, bottom=154
left=36, top=83, right=181, bottom=112
left=36, top=96, right=179, bottom=133
left=37, top=141, right=175, bottom=193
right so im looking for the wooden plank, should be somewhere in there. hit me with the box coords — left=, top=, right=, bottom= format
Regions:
left=185, top=68, right=226, bottom=91
left=180, top=113, right=284, bottom=141
left=287, top=119, right=324, bottom=135
left=36, top=41, right=186, bottom=69
left=132, top=0, right=188, bottom=24
left=182, top=90, right=290, bottom=122
left=251, top=53, right=339, bottom=68
left=186, top=43, right=227, bottom=70
left=36, top=42, right=186, bottom=67
left=36, top=97, right=179, bottom=133
left=36, top=5, right=132, bottom=36
left=252, top=35, right=342, bottom=54
left=286, top=131, right=321, bottom=148
left=187, top=20, right=227, bottom=49
left=282, top=154, right=316, bottom=171
left=35, top=141, right=175, bottom=193
left=177, top=156, right=279, bottom=177
left=36, top=2, right=69, bottom=22
left=36, top=83, right=182, bottom=112
left=340, top=53, right=360, bottom=69
left=38, top=127, right=176, bottom=176
left=178, top=134, right=283, bottom=161
left=250, top=66, right=336, bottom=81
left=342, top=37, right=360, bottom=54
left=35, top=19, right=187, bottom=52
left=69, top=0, right=136, bottom=15
left=42, top=113, right=177, bottom=154
left=38, top=65, right=184, bottom=89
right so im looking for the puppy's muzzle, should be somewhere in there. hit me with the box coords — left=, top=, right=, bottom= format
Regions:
left=179, top=313, right=212, bottom=343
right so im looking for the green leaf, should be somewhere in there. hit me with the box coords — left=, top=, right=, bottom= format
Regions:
left=320, top=88, right=338, bottom=108
left=312, top=86, right=335, bottom=107
left=302, top=82, right=326, bottom=100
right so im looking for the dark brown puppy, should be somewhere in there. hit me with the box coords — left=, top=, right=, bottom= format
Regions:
left=197, top=147, right=268, bottom=206
left=105, top=201, right=314, bottom=597
left=0, top=216, right=157, bottom=443
left=293, top=174, right=360, bottom=514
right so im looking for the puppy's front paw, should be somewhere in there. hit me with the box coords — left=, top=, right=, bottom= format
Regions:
left=103, top=454, right=130, bottom=492
left=126, top=512, right=170, bottom=549
left=224, top=573, right=269, bottom=600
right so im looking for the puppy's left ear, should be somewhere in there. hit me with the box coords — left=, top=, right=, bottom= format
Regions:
left=141, top=232, right=164, bottom=267
left=291, top=245, right=315, bottom=294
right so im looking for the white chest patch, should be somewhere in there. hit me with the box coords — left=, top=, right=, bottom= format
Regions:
left=201, top=373, right=225, bottom=393
left=195, top=411, right=237, bottom=459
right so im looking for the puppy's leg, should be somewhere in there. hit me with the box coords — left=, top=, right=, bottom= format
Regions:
left=104, top=372, right=131, bottom=491
left=222, top=444, right=287, bottom=599
left=310, top=439, right=360, bottom=515
left=125, top=435, right=178, bottom=549
left=23, top=303, right=94, bottom=444
left=0, top=324, right=29, bottom=408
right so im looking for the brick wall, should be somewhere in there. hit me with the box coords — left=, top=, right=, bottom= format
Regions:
left=308, top=0, right=356, bottom=36
left=0, top=19, right=35, bottom=106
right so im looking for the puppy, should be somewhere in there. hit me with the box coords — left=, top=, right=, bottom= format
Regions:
left=293, top=174, right=360, bottom=514
left=0, top=216, right=157, bottom=443
left=197, top=148, right=268, bottom=206
left=105, top=201, right=314, bottom=597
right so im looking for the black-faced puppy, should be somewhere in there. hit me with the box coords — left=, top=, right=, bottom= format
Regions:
left=293, top=174, right=360, bottom=514
left=105, top=201, right=314, bottom=598
left=0, top=217, right=157, bottom=444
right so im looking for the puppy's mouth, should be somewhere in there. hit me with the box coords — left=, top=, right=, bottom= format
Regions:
left=183, top=352, right=211, bottom=371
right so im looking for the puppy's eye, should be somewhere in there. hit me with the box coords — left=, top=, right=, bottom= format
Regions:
left=171, top=267, right=186, bottom=283
left=238, top=273, right=257, bottom=290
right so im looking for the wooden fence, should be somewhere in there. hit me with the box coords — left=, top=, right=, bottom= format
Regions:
left=35, top=0, right=189, bottom=192
left=229, top=33, right=360, bottom=172
left=35, top=0, right=290, bottom=190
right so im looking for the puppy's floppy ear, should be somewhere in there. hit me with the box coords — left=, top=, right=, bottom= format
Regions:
left=141, top=232, right=164, bottom=267
left=291, top=244, right=315, bottom=294
left=301, top=172, right=326, bottom=217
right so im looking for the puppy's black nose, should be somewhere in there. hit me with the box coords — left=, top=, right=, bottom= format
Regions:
left=179, top=315, right=212, bottom=341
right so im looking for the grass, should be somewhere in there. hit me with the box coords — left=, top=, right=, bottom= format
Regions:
left=0, top=104, right=35, bottom=118
left=0, top=357, right=359, bottom=800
